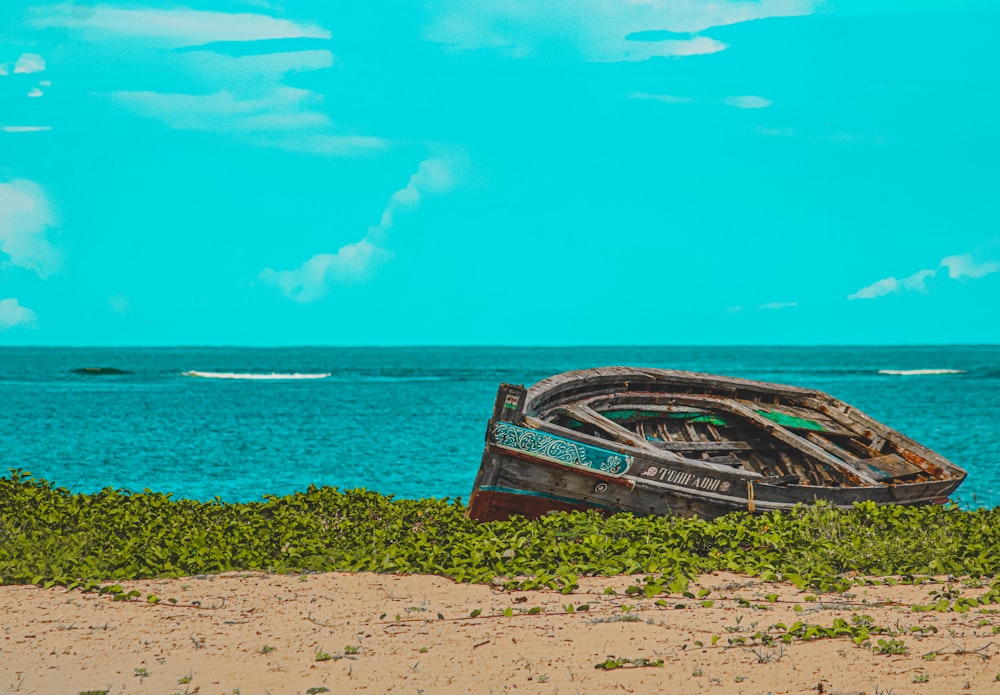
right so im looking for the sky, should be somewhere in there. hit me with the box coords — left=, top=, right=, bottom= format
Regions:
left=1, top=0, right=998, bottom=346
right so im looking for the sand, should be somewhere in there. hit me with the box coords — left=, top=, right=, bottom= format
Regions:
left=1, top=571, right=998, bottom=694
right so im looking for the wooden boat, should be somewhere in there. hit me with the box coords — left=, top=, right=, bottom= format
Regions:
left=468, top=367, right=967, bottom=521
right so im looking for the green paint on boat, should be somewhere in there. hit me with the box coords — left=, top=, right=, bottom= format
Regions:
left=689, top=415, right=728, bottom=426
left=601, top=410, right=727, bottom=427
left=756, top=410, right=824, bottom=431
left=602, top=410, right=661, bottom=421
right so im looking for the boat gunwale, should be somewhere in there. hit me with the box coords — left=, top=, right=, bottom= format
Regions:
left=519, top=366, right=966, bottom=486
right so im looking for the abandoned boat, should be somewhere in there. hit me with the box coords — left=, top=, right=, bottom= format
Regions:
left=467, top=367, right=966, bottom=521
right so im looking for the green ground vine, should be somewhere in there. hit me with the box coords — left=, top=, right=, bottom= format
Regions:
left=2, top=470, right=999, bottom=588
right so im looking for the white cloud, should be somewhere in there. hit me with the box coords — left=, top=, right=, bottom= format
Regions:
left=368, top=157, right=456, bottom=244
left=848, top=251, right=999, bottom=300
left=941, top=253, right=1000, bottom=280
left=258, top=240, right=393, bottom=302
left=259, top=156, right=460, bottom=302
left=253, top=133, right=387, bottom=155
left=113, top=82, right=325, bottom=133
left=424, top=1, right=817, bottom=60
left=633, top=92, right=773, bottom=109
left=30, top=5, right=329, bottom=47
left=631, top=93, right=698, bottom=104
left=848, top=277, right=899, bottom=301
left=27, top=87, right=44, bottom=98
left=13, top=53, right=46, bottom=74
left=0, top=63, right=9, bottom=76
left=758, top=301, right=798, bottom=310
left=28, top=5, right=380, bottom=155
left=723, top=95, right=772, bottom=109
left=900, top=268, right=936, bottom=293
left=2, top=126, right=53, bottom=133
left=0, top=179, right=61, bottom=278
left=0, top=299, right=38, bottom=330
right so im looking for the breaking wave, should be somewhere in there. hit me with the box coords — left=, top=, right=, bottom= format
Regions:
left=183, top=371, right=331, bottom=380
left=877, top=369, right=965, bottom=376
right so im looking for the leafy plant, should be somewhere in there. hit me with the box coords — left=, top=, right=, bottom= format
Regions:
left=872, top=638, right=908, bottom=655
left=4, top=471, right=1000, bottom=595
left=594, top=656, right=664, bottom=670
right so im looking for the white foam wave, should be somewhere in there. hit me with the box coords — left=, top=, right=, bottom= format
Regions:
left=183, top=371, right=331, bottom=380
left=877, top=369, right=965, bottom=376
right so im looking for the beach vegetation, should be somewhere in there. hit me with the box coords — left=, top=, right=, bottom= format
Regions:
left=593, top=656, right=664, bottom=670
left=3, top=470, right=1000, bottom=593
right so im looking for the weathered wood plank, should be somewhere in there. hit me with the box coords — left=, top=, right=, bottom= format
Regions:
left=854, top=453, right=923, bottom=480
left=661, top=394, right=880, bottom=486
left=650, top=441, right=754, bottom=452
left=555, top=404, right=662, bottom=452
left=805, top=431, right=855, bottom=462
left=801, top=396, right=960, bottom=479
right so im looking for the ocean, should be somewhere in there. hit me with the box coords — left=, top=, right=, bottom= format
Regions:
left=1, top=346, right=997, bottom=507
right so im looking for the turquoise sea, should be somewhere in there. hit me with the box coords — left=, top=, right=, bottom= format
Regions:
left=1, top=346, right=997, bottom=507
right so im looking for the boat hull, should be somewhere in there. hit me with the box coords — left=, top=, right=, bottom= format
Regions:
left=468, top=445, right=959, bottom=521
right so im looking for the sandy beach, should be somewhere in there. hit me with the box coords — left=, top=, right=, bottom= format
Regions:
left=2, top=571, right=998, bottom=695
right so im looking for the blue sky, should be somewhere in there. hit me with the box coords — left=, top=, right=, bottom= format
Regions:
left=1, top=0, right=997, bottom=345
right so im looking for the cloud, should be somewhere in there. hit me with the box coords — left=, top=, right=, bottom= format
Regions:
left=259, top=156, right=459, bottom=302
left=631, top=93, right=698, bottom=104
left=13, top=53, right=46, bottom=74
left=368, top=157, right=456, bottom=244
left=848, top=251, right=999, bottom=300
left=28, top=5, right=382, bottom=155
left=756, top=126, right=884, bottom=145
left=722, top=95, right=772, bottom=109
left=941, top=253, right=1000, bottom=280
left=1, top=126, right=53, bottom=133
left=758, top=301, right=798, bottom=310
left=258, top=240, right=393, bottom=302
left=0, top=179, right=61, bottom=278
left=30, top=5, right=329, bottom=47
left=0, top=63, right=8, bottom=76
left=27, top=87, right=44, bottom=98
left=423, top=1, right=817, bottom=61
left=633, top=92, right=773, bottom=109
left=900, top=268, right=936, bottom=293
left=0, top=299, right=38, bottom=330
left=848, top=277, right=900, bottom=301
